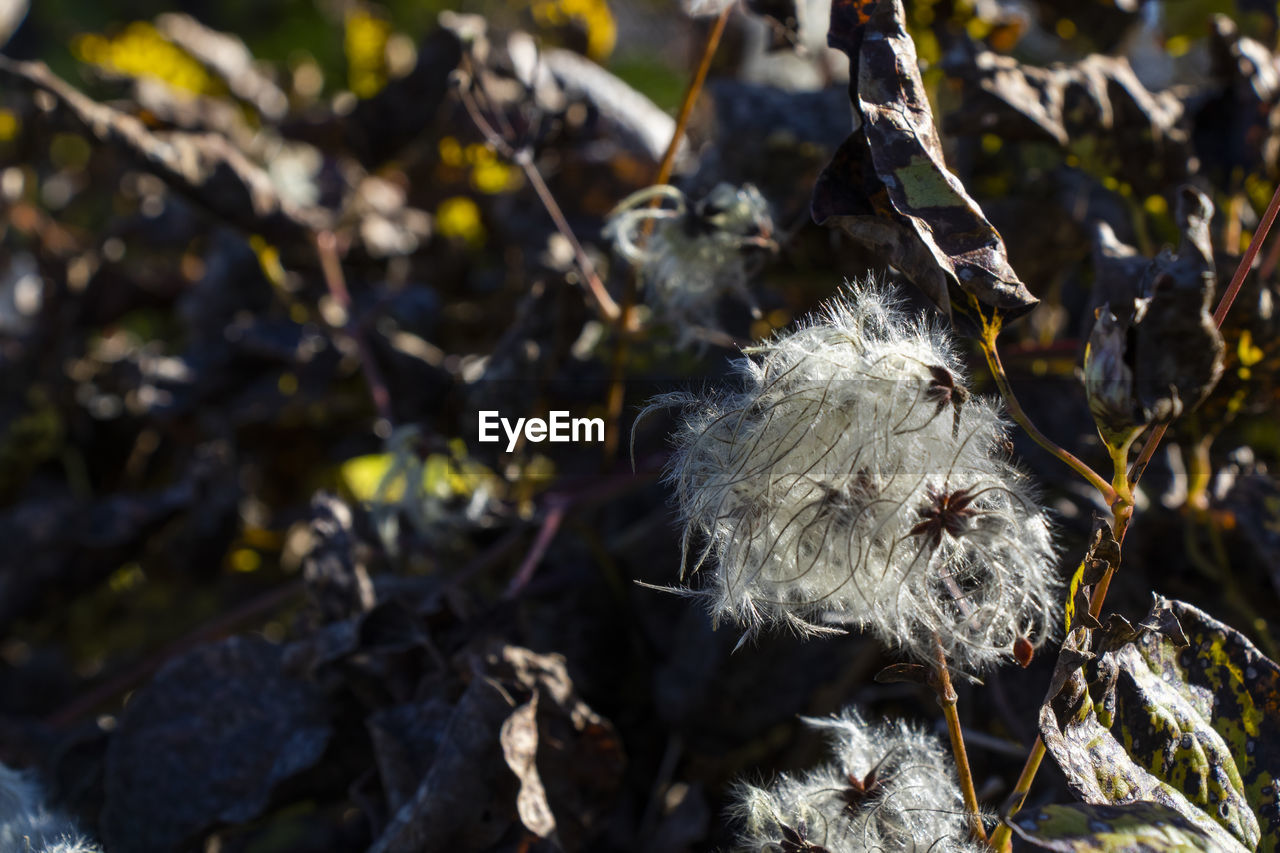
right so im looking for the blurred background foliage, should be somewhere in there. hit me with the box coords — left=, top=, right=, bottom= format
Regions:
left=4, top=0, right=1280, bottom=850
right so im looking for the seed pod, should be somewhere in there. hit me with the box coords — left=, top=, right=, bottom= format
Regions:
left=1082, top=303, right=1147, bottom=451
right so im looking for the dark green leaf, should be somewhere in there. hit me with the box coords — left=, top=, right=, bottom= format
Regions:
left=1009, top=801, right=1229, bottom=851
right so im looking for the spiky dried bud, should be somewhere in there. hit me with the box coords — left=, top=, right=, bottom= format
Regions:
left=606, top=182, right=774, bottom=347
left=648, top=283, right=1059, bottom=671
left=731, top=709, right=988, bottom=852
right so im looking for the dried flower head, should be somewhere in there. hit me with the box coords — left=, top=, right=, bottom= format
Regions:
left=605, top=182, right=774, bottom=347
left=647, top=283, right=1058, bottom=670
left=731, top=709, right=987, bottom=852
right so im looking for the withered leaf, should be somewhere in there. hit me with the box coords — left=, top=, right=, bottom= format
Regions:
left=1039, top=596, right=1280, bottom=851
left=942, top=50, right=1190, bottom=195
left=1214, top=453, right=1280, bottom=598
left=1199, top=15, right=1280, bottom=185
left=811, top=0, right=1036, bottom=325
left=369, top=675, right=518, bottom=853
left=501, top=694, right=557, bottom=839
left=369, top=644, right=623, bottom=852
left=1042, top=627, right=1094, bottom=708
left=1085, top=187, right=1225, bottom=428
left=302, top=493, right=376, bottom=623
left=1133, top=188, right=1226, bottom=423
left=101, top=636, right=331, bottom=853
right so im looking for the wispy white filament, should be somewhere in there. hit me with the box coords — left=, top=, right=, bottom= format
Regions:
left=0, top=763, right=102, bottom=852
left=605, top=183, right=772, bottom=347
left=649, top=283, right=1059, bottom=671
left=732, top=709, right=988, bottom=852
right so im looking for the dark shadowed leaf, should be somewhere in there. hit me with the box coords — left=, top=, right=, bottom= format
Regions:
left=1084, top=187, right=1224, bottom=429
left=1198, top=15, right=1280, bottom=187
left=1132, top=188, right=1225, bottom=422
left=366, top=698, right=454, bottom=815
left=811, top=0, right=1036, bottom=325
left=1214, top=452, right=1280, bottom=599
left=101, top=636, right=331, bottom=853
left=942, top=50, right=1190, bottom=195
left=302, top=492, right=376, bottom=623
left=368, top=672, right=518, bottom=853
left=1039, top=596, right=1280, bottom=852
left=1009, top=801, right=1227, bottom=851
left=369, top=643, right=624, bottom=852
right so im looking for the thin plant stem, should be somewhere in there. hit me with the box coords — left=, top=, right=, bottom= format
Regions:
left=455, top=65, right=624, bottom=324
left=991, top=182, right=1280, bottom=846
left=977, top=322, right=1115, bottom=504
left=316, top=230, right=395, bottom=427
left=932, top=633, right=987, bottom=843
left=603, top=2, right=734, bottom=459
left=987, top=739, right=1044, bottom=851
left=655, top=4, right=732, bottom=189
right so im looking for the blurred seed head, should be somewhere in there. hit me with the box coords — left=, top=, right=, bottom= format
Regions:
left=730, top=708, right=988, bottom=852
left=605, top=182, right=774, bottom=348
left=647, top=283, right=1059, bottom=671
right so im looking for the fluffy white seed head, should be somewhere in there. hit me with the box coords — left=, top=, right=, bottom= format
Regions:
left=731, top=709, right=988, bottom=852
left=649, top=283, right=1059, bottom=671
left=0, top=763, right=102, bottom=853
left=605, top=183, right=773, bottom=347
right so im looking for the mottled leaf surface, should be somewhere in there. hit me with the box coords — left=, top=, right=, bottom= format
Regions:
left=1009, top=801, right=1226, bottom=851
left=811, top=0, right=1036, bottom=324
left=1040, top=596, right=1280, bottom=852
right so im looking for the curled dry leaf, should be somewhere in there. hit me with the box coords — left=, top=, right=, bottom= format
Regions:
left=942, top=50, right=1189, bottom=195
left=369, top=643, right=623, bottom=852
left=811, top=0, right=1037, bottom=326
left=501, top=694, right=557, bottom=838
left=1083, top=186, right=1224, bottom=434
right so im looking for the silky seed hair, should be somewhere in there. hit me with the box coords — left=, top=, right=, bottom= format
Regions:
left=605, top=182, right=772, bottom=348
left=646, top=282, right=1059, bottom=671
left=730, top=709, right=988, bottom=852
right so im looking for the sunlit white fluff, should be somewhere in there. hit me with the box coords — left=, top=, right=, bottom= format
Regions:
left=0, top=763, right=102, bottom=853
left=648, top=282, right=1059, bottom=671
left=731, top=708, right=987, bottom=852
